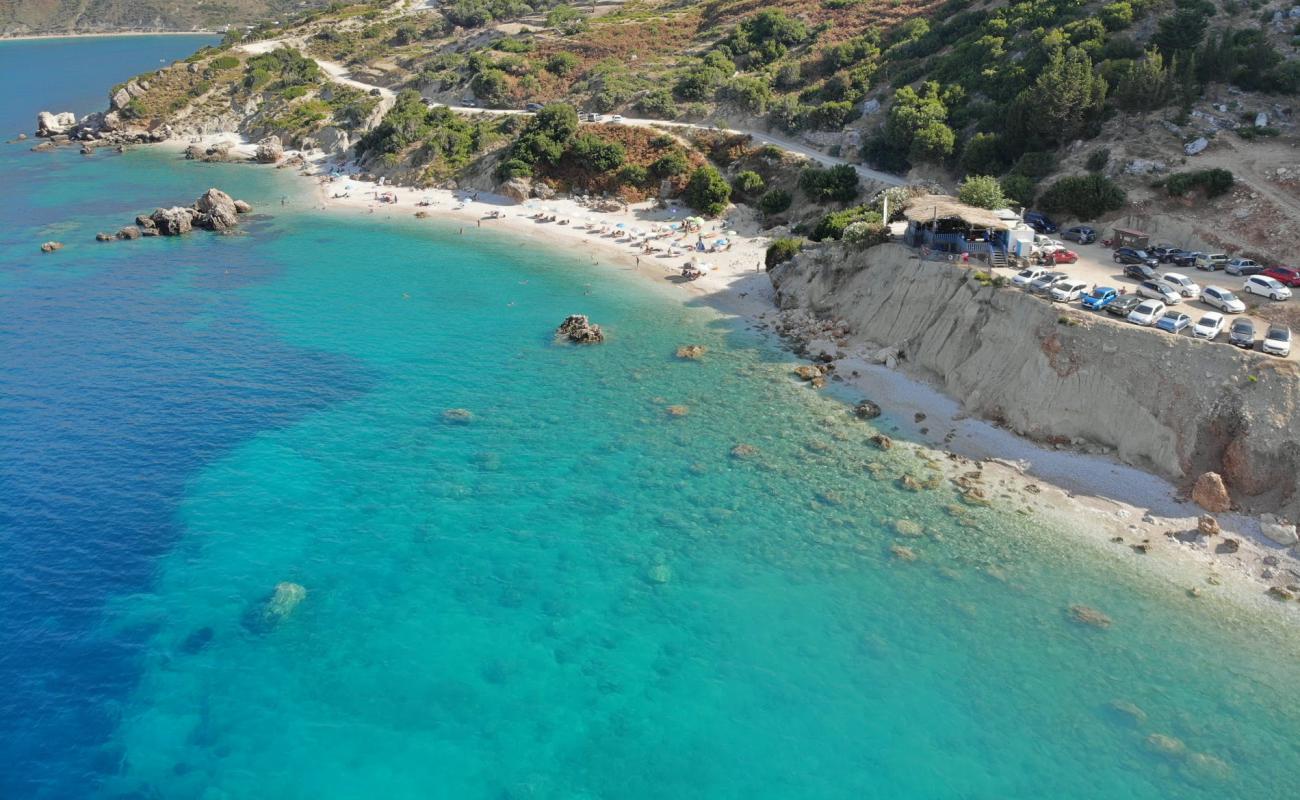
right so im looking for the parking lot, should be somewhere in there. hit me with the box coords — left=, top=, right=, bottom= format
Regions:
left=990, top=238, right=1298, bottom=362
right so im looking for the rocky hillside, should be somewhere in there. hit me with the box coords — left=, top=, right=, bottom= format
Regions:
left=0, top=0, right=328, bottom=36
left=770, top=242, right=1300, bottom=520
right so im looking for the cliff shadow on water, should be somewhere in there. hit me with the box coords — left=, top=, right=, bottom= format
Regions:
left=770, top=243, right=1300, bottom=519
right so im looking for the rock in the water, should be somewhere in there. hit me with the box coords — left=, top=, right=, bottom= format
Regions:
left=853, top=400, right=882, bottom=419
left=1106, top=699, right=1147, bottom=726
left=95, top=232, right=113, bottom=242
left=244, top=581, right=307, bottom=633
left=1219, top=537, right=1240, bottom=553
left=1068, top=604, right=1112, bottom=628
left=556, top=314, right=604, bottom=344
left=1266, top=585, right=1295, bottom=601
left=730, top=443, right=757, bottom=459
left=117, top=226, right=141, bottom=240
left=666, top=404, right=689, bottom=417
left=150, top=206, right=195, bottom=235
left=893, top=519, right=923, bottom=537
left=1197, top=514, right=1220, bottom=537
left=1186, top=751, right=1232, bottom=781
left=1191, top=472, right=1231, bottom=513
left=193, top=187, right=239, bottom=231
left=890, top=543, right=917, bottom=561
left=869, top=434, right=892, bottom=450
left=1145, top=733, right=1187, bottom=758
left=646, top=564, right=672, bottom=584
left=254, top=134, right=284, bottom=164
left=793, top=365, right=822, bottom=381
left=897, top=473, right=921, bottom=492
left=36, top=110, right=77, bottom=137
left=675, top=344, right=706, bottom=360
left=443, top=408, right=474, bottom=424
left=40, top=241, right=63, bottom=252
left=233, top=199, right=253, bottom=213
left=1259, top=514, right=1298, bottom=547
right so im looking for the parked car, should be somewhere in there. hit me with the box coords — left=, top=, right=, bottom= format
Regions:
left=1105, top=294, right=1144, bottom=318
left=1124, top=263, right=1159, bottom=282
left=1262, top=325, right=1293, bottom=357
left=1228, top=318, right=1256, bottom=349
left=1127, top=300, right=1167, bottom=326
left=609, top=114, right=625, bottom=123
left=1160, top=271, right=1200, bottom=299
left=1012, top=267, right=1047, bottom=288
left=1243, top=275, right=1292, bottom=300
left=524, top=102, right=544, bottom=112
left=1050, top=279, right=1089, bottom=303
left=1225, top=258, right=1265, bottom=276
left=1137, top=279, right=1181, bottom=304
left=1150, top=245, right=1183, bottom=263
left=1261, top=266, right=1300, bottom=287
left=1201, top=285, right=1246, bottom=313
left=1192, top=312, right=1226, bottom=340
left=1194, top=253, right=1228, bottom=271
left=1114, top=247, right=1158, bottom=267
left=1155, top=311, right=1192, bottom=334
left=1047, top=249, right=1079, bottom=265
left=1025, top=211, right=1058, bottom=233
left=1168, top=251, right=1200, bottom=267
left=1081, top=286, right=1118, bottom=311
left=1028, top=271, right=1069, bottom=296
left=1061, top=226, right=1096, bottom=244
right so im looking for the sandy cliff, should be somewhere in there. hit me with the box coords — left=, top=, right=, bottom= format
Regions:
left=770, top=243, right=1300, bottom=518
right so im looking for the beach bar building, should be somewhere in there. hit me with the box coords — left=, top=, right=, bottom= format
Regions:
left=901, top=194, right=1017, bottom=267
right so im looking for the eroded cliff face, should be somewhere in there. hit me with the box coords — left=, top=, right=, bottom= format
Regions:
left=770, top=243, right=1300, bottom=516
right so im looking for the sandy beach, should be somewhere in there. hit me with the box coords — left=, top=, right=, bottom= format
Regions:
left=0, top=30, right=218, bottom=42
left=177, top=133, right=1300, bottom=615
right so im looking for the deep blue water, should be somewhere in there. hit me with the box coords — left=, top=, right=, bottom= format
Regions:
left=3, top=35, right=1300, bottom=800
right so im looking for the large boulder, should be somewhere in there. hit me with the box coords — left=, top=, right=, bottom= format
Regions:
left=243, top=581, right=307, bottom=633
left=499, top=177, right=531, bottom=202
left=193, top=187, right=239, bottom=231
left=150, top=206, right=196, bottom=236
left=36, top=111, right=76, bottom=137
left=111, top=87, right=132, bottom=111
left=233, top=199, right=253, bottom=214
left=556, top=314, right=605, bottom=344
left=254, top=134, right=284, bottom=164
left=1259, top=514, right=1298, bottom=547
left=1191, top=472, right=1231, bottom=513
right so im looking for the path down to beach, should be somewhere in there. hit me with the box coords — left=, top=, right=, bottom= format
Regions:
left=237, top=38, right=905, bottom=188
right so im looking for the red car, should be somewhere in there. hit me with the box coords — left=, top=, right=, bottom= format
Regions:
left=1049, top=249, right=1079, bottom=265
left=1261, top=266, right=1300, bottom=287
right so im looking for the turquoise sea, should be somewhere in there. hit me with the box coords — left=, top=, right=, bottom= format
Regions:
left=3, top=35, right=1300, bottom=800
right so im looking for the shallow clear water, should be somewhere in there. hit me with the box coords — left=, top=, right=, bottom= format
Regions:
left=3, top=36, right=1300, bottom=800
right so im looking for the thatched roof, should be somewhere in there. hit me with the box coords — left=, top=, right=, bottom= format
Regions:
left=902, top=194, right=1012, bottom=230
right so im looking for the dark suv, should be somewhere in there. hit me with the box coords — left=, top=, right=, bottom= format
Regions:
left=1123, top=263, right=1159, bottom=282
left=1113, top=247, right=1158, bottom=267
left=1061, top=226, right=1096, bottom=244
left=1024, top=211, right=1058, bottom=234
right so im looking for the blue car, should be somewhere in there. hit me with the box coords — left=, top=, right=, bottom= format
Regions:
left=1025, top=211, right=1058, bottom=233
left=1154, top=311, right=1191, bottom=334
left=1081, top=286, right=1118, bottom=310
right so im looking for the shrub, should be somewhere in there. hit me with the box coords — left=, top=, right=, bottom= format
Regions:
left=1000, top=174, right=1036, bottom=207
left=718, top=76, right=772, bottom=113
left=650, top=150, right=689, bottom=178
left=758, top=189, right=793, bottom=215
left=546, top=5, right=587, bottom=34
left=684, top=166, right=732, bottom=216
left=637, top=88, right=678, bottom=118
left=732, top=170, right=765, bottom=197
left=960, top=132, right=1006, bottom=175
left=498, top=158, right=534, bottom=179
left=1085, top=147, right=1110, bottom=172
left=956, top=175, right=1007, bottom=209
left=211, top=55, right=240, bottom=70
left=617, top=164, right=649, bottom=186
left=1163, top=168, right=1234, bottom=197
left=545, top=52, right=579, bottom=76
left=1038, top=174, right=1127, bottom=220
left=765, top=237, right=803, bottom=270
left=569, top=133, right=625, bottom=171
left=841, top=221, right=888, bottom=246
left=470, top=69, right=510, bottom=106
left=811, top=206, right=881, bottom=241
left=799, top=164, right=860, bottom=203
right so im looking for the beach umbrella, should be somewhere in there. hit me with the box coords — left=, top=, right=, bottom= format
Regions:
left=616, top=222, right=626, bottom=229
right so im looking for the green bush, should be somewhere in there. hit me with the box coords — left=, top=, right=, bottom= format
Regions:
left=1000, top=173, right=1036, bottom=207
left=1163, top=168, right=1234, bottom=197
left=1085, top=147, right=1110, bottom=172
left=841, top=221, right=888, bottom=247
left=684, top=166, right=732, bottom=216
left=1038, top=174, right=1127, bottom=220
left=811, top=206, right=881, bottom=241
left=568, top=133, right=625, bottom=172
left=650, top=150, right=689, bottom=178
left=617, top=164, right=649, bottom=186
left=799, top=164, right=860, bottom=203
left=210, top=55, right=240, bottom=70
left=498, top=158, right=534, bottom=179
left=765, top=237, right=803, bottom=270
left=732, top=170, right=765, bottom=197
left=545, top=52, right=579, bottom=76
left=758, top=189, right=793, bottom=215
left=637, top=88, right=678, bottom=118
left=956, top=175, right=1007, bottom=209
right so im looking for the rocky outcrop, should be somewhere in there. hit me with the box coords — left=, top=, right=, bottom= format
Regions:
left=194, top=187, right=239, bottom=231
left=40, top=241, right=63, bottom=253
left=36, top=111, right=76, bottom=137
left=556, top=314, right=604, bottom=344
left=499, top=177, right=531, bottom=202
left=243, top=581, right=307, bottom=633
left=254, top=135, right=284, bottom=164
left=106, top=188, right=253, bottom=241
left=1259, top=514, right=1298, bottom=547
left=150, top=206, right=195, bottom=235
left=770, top=244, right=1300, bottom=519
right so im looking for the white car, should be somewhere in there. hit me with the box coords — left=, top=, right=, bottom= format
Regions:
left=1137, top=279, right=1181, bottom=304
left=1127, top=299, right=1167, bottom=326
left=1262, top=325, right=1293, bottom=357
left=1192, top=312, right=1225, bottom=340
left=1049, top=279, right=1089, bottom=303
left=1201, top=285, right=1246, bottom=313
left=1161, top=271, right=1200, bottom=299
left=1011, top=267, right=1047, bottom=288
left=1243, top=275, right=1292, bottom=301
left=610, top=114, right=624, bottom=123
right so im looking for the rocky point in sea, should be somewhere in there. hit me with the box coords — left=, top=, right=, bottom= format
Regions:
left=103, top=188, right=254, bottom=242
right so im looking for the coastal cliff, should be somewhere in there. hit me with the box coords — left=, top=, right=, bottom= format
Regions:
left=770, top=243, right=1300, bottom=519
